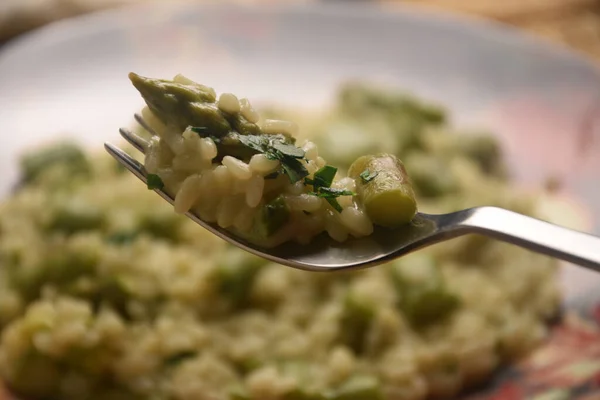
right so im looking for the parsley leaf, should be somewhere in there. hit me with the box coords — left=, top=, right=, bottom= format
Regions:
left=147, top=174, right=164, bottom=190
left=305, top=165, right=355, bottom=212
left=234, top=134, right=308, bottom=184
left=271, top=141, right=305, bottom=158
left=360, top=168, right=378, bottom=183
left=279, top=156, right=309, bottom=184
left=238, top=134, right=268, bottom=153
left=310, top=166, right=337, bottom=189
left=310, top=188, right=355, bottom=198
left=326, top=198, right=344, bottom=213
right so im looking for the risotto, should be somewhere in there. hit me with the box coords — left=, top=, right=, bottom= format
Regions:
left=130, top=73, right=417, bottom=247
left=0, top=80, right=560, bottom=400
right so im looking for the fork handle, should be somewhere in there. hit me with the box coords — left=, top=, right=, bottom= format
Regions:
left=463, top=206, right=600, bottom=272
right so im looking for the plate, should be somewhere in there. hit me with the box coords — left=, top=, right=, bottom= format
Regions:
left=0, top=2, right=599, bottom=398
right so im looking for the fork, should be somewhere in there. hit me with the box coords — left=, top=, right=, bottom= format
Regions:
left=105, top=115, right=600, bottom=273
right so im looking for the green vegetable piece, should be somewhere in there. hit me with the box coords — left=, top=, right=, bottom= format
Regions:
left=12, top=242, right=100, bottom=301
left=390, top=255, right=459, bottom=328
left=47, top=203, right=104, bottom=235
left=217, top=247, right=267, bottom=307
left=129, top=72, right=231, bottom=136
left=348, top=153, right=417, bottom=227
left=20, top=142, right=89, bottom=183
left=164, top=351, right=197, bottom=367
left=340, top=292, right=375, bottom=354
left=457, top=134, right=504, bottom=176
left=339, top=83, right=445, bottom=126
left=138, top=210, right=181, bottom=241
left=284, top=388, right=326, bottom=400
left=146, top=174, right=164, bottom=190
left=230, top=116, right=262, bottom=136
left=329, top=376, right=384, bottom=400
left=257, top=195, right=291, bottom=237
left=404, top=153, right=458, bottom=198
left=402, top=288, right=459, bottom=328
left=279, top=361, right=325, bottom=400
left=229, top=386, right=251, bottom=400
left=359, top=169, right=378, bottom=184
left=106, top=231, right=138, bottom=245
left=95, top=276, right=132, bottom=319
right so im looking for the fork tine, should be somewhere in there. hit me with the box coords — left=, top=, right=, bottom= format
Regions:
left=104, top=143, right=149, bottom=184
left=119, top=128, right=149, bottom=154
left=134, top=113, right=158, bottom=136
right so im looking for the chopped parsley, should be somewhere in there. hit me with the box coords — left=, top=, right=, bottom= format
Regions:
left=146, top=174, right=164, bottom=190
left=306, top=166, right=355, bottom=212
left=237, top=134, right=267, bottom=153
left=193, top=130, right=309, bottom=184
left=270, top=141, right=305, bottom=158
left=275, top=156, right=308, bottom=184
left=237, top=134, right=308, bottom=184
left=305, top=165, right=337, bottom=189
left=360, top=168, right=378, bottom=183
left=313, top=187, right=356, bottom=198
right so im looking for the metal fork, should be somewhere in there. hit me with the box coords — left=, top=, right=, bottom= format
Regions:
left=105, top=115, right=600, bottom=273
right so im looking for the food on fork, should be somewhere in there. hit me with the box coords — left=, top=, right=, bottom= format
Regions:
left=129, top=73, right=418, bottom=247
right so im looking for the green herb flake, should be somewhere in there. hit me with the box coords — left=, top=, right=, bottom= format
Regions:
left=270, top=141, right=305, bottom=159
left=146, top=174, right=164, bottom=190
left=360, top=168, right=378, bottom=183
left=238, top=135, right=268, bottom=153
left=313, top=187, right=355, bottom=198
left=326, top=198, right=344, bottom=213
left=280, top=157, right=309, bottom=184
left=107, top=231, right=138, bottom=245
left=264, top=150, right=280, bottom=161
left=306, top=166, right=354, bottom=213
left=308, top=187, right=355, bottom=213
left=236, top=135, right=308, bottom=184
left=311, top=165, right=338, bottom=189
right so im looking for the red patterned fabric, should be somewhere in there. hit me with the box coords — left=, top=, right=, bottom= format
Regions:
left=466, top=309, right=600, bottom=400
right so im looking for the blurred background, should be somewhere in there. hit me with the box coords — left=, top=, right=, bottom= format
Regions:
left=2, top=0, right=600, bottom=62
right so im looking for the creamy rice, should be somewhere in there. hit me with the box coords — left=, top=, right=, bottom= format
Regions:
left=0, top=82, right=560, bottom=400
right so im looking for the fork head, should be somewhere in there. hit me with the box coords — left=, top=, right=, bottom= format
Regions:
left=105, top=116, right=446, bottom=272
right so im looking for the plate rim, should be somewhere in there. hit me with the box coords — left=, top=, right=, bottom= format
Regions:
left=1, top=0, right=600, bottom=81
